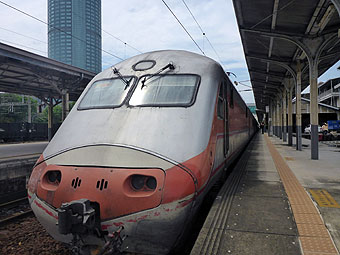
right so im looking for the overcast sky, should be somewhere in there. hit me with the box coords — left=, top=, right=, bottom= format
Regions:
left=0, top=0, right=339, bottom=103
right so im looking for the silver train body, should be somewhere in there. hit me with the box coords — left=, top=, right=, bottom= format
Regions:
left=28, top=50, right=257, bottom=254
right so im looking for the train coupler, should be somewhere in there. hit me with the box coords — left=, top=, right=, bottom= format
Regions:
left=57, top=198, right=100, bottom=235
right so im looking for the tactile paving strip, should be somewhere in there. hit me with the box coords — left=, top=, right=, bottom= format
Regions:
left=294, top=213, right=324, bottom=225
left=297, top=223, right=329, bottom=237
left=265, top=135, right=339, bottom=255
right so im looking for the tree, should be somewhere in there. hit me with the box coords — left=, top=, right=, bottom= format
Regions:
left=1, top=93, right=75, bottom=124
left=0, top=93, right=39, bottom=123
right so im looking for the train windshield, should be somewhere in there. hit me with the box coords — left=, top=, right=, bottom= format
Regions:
left=78, top=77, right=134, bottom=109
left=129, top=74, right=199, bottom=106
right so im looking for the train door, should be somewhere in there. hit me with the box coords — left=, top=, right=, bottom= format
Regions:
left=223, top=80, right=229, bottom=156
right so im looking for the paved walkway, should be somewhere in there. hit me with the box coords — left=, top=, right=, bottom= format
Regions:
left=191, top=133, right=301, bottom=255
left=0, top=141, right=47, bottom=161
left=269, top=134, right=340, bottom=254
left=191, top=133, right=340, bottom=255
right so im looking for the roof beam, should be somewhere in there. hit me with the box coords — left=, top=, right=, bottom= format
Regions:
left=0, top=42, right=95, bottom=78
left=268, top=0, right=280, bottom=61
left=242, top=26, right=339, bottom=40
left=253, top=87, right=281, bottom=94
left=253, top=90, right=277, bottom=96
left=249, top=69, right=287, bottom=79
left=242, top=27, right=339, bottom=67
left=253, top=84, right=281, bottom=91
left=0, top=81, right=55, bottom=95
left=247, top=55, right=297, bottom=82
left=319, top=51, right=340, bottom=62
left=331, top=0, right=340, bottom=15
left=252, top=79, right=283, bottom=87
left=240, top=27, right=308, bottom=39
left=252, top=80, right=282, bottom=87
left=246, top=53, right=292, bottom=64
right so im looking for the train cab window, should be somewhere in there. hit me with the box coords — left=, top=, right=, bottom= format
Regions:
left=78, top=77, right=135, bottom=109
left=129, top=74, right=199, bottom=106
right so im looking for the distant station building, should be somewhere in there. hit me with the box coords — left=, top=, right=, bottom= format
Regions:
left=317, top=78, right=340, bottom=108
left=292, top=78, right=340, bottom=131
left=48, top=0, right=102, bottom=73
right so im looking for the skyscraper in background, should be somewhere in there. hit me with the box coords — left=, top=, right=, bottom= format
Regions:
left=48, top=0, right=102, bottom=73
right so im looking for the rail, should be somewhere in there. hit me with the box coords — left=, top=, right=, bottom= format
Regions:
left=0, top=196, right=32, bottom=226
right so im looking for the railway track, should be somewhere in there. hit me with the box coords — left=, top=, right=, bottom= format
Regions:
left=0, top=196, right=33, bottom=226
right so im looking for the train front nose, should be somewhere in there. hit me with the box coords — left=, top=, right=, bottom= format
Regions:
left=35, top=165, right=165, bottom=220
left=27, top=146, right=197, bottom=254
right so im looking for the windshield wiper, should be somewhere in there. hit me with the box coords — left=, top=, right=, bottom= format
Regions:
left=112, top=67, right=133, bottom=90
left=141, top=62, right=175, bottom=89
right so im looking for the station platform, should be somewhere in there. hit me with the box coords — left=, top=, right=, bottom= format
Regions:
left=0, top=142, right=47, bottom=203
left=191, top=133, right=340, bottom=255
left=0, top=141, right=47, bottom=161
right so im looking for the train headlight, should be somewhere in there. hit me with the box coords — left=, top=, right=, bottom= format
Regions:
left=47, top=170, right=61, bottom=184
left=131, top=175, right=145, bottom=190
left=131, top=175, right=157, bottom=191
left=146, top=177, right=157, bottom=190
left=40, top=170, right=62, bottom=191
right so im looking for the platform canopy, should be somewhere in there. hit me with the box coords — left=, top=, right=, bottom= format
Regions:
left=0, top=42, right=95, bottom=101
left=233, top=0, right=340, bottom=111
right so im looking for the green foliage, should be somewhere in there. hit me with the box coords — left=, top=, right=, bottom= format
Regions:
left=0, top=93, right=39, bottom=123
left=35, top=105, right=62, bottom=123
left=0, top=93, right=73, bottom=124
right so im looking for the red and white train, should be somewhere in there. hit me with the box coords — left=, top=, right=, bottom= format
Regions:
left=27, top=50, right=257, bottom=254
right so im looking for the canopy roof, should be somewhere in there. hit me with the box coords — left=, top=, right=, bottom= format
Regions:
left=233, top=0, right=340, bottom=111
left=0, top=42, right=95, bottom=101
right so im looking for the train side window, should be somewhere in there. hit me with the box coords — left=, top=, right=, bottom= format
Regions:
left=217, top=83, right=224, bottom=119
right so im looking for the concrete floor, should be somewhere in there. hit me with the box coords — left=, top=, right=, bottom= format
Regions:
left=269, top=135, right=340, bottom=252
left=0, top=141, right=48, bottom=160
left=191, top=134, right=301, bottom=255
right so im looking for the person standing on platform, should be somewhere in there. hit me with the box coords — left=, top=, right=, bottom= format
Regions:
left=260, top=122, right=264, bottom=134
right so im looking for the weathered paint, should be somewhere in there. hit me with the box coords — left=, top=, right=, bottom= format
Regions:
left=28, top=50, right=257, bottom=254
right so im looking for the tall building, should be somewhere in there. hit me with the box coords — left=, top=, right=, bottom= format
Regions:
left=48, top=0, right=102, bottom=73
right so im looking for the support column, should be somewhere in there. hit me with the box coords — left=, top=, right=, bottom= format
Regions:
left=287, top=80, right=293, bottom=146
left=296, top=61, right=302, bottom=151
left=27, top=97, right=32, bottom=124
left=62, top=91, right=70, bottom=121
left=48, top=98, right=54, bottom=142
left=273, top=105, right=276, bottom=136
left=268, top=101, right=272, bottom=136
left=277, top=100, right=282, bottom=139
left=282, top=89, right=287, bottom=142
left=276, top=100, right=279, bottom=137
left=27, top=97, right=32, bottom=140
left=310, top=61, right=319, bottom=160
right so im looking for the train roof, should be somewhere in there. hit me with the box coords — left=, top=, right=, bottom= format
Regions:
left=95, top=50, right=223, bottom=81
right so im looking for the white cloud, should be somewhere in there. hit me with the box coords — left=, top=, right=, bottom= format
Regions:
left=0, top=0, right=255, bottom=102
left=0, top=0, right=47, bottom=55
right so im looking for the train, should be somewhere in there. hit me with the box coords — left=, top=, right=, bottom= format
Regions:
left=27, top=50, right=257, bottom=255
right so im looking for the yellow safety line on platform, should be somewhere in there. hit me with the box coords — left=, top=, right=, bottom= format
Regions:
left=264, top=135, right=339, bottom=255
left=309, top=189, right=340, bottom=208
